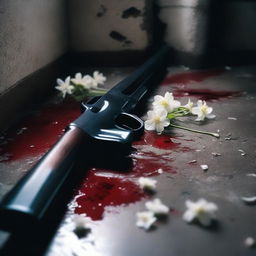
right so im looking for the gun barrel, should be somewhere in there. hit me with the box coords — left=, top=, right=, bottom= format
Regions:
left=0, top=126, right=88, bottom=231
left=0, top=46, right=169, bottom=234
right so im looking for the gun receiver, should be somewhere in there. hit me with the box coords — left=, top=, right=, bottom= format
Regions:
left=0, top=46, right=169, bottom=233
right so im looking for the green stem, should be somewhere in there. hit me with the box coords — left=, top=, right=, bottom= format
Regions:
left=88, top=89, right=107, bottom=96
left=169, top=123, right=220, bottom=138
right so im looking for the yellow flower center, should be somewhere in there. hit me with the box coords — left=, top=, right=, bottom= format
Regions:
left=201, top=105, right=208, bottom=115
left=153, top=116, right=161, bottom=123
left=160, top=99, right=169, bottom=107
left=196, top=207, right=205, bottom=215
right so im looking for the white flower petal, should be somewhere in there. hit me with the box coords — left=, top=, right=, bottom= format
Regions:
left=206, top=106, right=213, bottom=114
left=65, top=76, right=71, bottom=84
left=191, top=107, right=200, bottom=115
left=183, top=209, right=196, bottom=223
left=197, top=100, right=203, bottom=107
left=152, top=92, right=180, bottom=112
left=195, top=116, right=205, bottom=121
left=93, top=71, right=106, bottom=85
left=185, top=200, right=196, bottom=209
left=145, top=198, right=169, bottom=215
left=144, top=109, right=169, bottom=133
left=55, top=76, right=73, bottom=98
left=184, top=99, right=194, bottom=112
left=138, top=177, right=157, bottom=191
left=183, top=198, right=218, bottom=227
left=75, top=73, right=82, bottom=80
left=155, top=123, right=165, bottom=133
left=192, top=100, right=215, bottom=121
left=204, top=202, right=218, bottom=212
left=57, top=78, right=64, bottom=86
left=153, top=95, right=163, bottom=102
left=136, top=211, right=156, bottom=230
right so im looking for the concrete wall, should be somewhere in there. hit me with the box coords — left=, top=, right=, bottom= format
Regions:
left=69, top=0, right=153, bottom=52
left=0, top=0, right=68, bottom=95
left=157, top=0, right=210, bottom=56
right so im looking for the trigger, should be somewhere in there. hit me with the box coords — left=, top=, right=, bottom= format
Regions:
left=115, top=112, right=144, bottom=139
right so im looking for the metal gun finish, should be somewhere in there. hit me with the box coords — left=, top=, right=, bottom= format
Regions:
left=0, top=46, right=169, bottom=234
left=72, top=45, right=169, bottom=147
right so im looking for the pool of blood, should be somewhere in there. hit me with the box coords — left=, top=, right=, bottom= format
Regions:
left=73, top=131, right=192, bottom=220
left=136, top=131, right=191, bottom=151
left=172, top=88, right=241, bottom=101
left=0, top=99, right=80, bottom=162
left=0, top=95, right=194, bottom=221
left=162, top=69, right=224, bottom=86
left=161, top=69, right=240, bottom=101
left=75, top=170, right=146, bottom=221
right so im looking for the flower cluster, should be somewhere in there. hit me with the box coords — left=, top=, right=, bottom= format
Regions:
left=55, top=71, right=107, bottom=101
left=145, top=92, right=217, bottom=137
left=136, top=175, right=170, bottom=230
left=136, top=198, right=169, bottom=230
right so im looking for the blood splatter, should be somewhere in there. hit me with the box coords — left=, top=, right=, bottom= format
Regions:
left=172, top=88, right=241, bottom=101
left=74, top=171, right=145, bottom=220
left=73, top=130, right=194, bottom=219
left=1, top=97, right=192, bottom=221
left=134, top=131, right=191, bottom=152
left=0, top=100, right=80, bottom=162
left=162, top=69, right=224, bottom=85
left=160, top=69, right=240, bottom=101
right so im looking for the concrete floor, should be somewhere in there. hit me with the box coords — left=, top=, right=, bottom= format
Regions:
left=0, top=66, right=256, bottom=255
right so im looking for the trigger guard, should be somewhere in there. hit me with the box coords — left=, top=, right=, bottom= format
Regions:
left=115, top=112, right=144, bottom=139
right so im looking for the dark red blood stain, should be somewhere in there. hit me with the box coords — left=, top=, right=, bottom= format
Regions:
left=0, top=98, right=189, bottom=221
left=161, top=69, right=241, bottom=101
left=172, top=88, right=241, bottom=101
left=162, top=69, right=224, bottom=85
left=131, top=153, right=176, bottom=176
left=134, top=131, right=191, bottom=152
left=73, top=131, right=191, bottom=220
left=75, top=171, right=146, bottom=220
left=0, top=99, right=80, bottom=162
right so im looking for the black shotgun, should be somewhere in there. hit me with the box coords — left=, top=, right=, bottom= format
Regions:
left=0, top=46, right=169, bottom=233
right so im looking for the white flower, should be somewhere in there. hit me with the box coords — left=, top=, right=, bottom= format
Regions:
left=152, top=92, right=181, bottom=113
left=145, top=198, right=169, bottom=215
left=184, top=98, right=194, bottom=112
left=71, top=73, right=97, bottom=89
left=191, top=100, right=216, bottom=121
left=93, top=71, right=106, bottom=85
left=144, top=109, right=170, bottom=133
left=136, top=211, right=157, bottom=230
left=82, top=75, right=98, bottom=89
left=71, top=73, right=84, bottom=86
left=55, top=76, right=74, bottom=98
left=138, top=177, right=157, bottom=191
left=183, top=198, right=218, bottom=226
